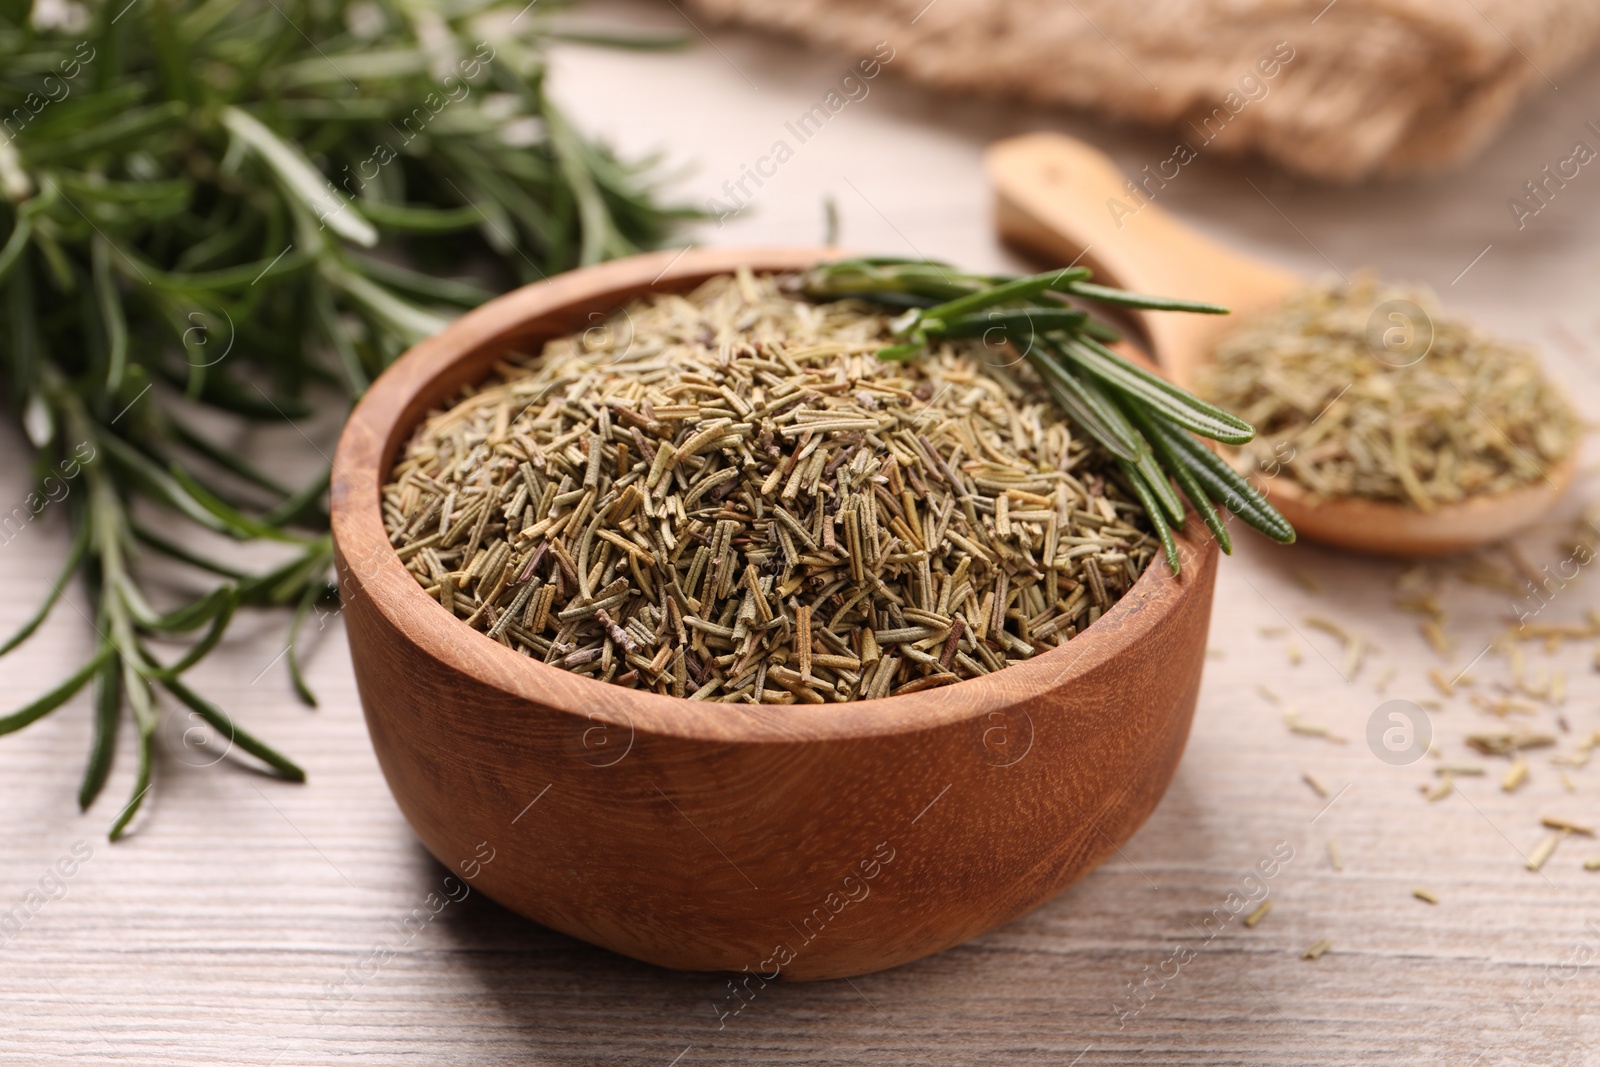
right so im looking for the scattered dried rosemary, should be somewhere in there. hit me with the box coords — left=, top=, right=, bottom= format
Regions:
left=1201, top=275, right=1579, bottom=508
left=384, top=269, right=1162, bottom=702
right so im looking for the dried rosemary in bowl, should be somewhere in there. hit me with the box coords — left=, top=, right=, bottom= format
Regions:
left=384, top=270, right=1163, bottom=703
left=1199, top=275, right=1580, bottom=508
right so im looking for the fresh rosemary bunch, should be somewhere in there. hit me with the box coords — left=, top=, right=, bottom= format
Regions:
left=0, top=0, right=692, bottom=837
left=802, top=258, right=1296, bottom=571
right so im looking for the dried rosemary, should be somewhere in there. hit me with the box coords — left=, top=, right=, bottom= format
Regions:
left=385, top=269, right=1162, bottom=702
left=1200, top=275, right=1579, bottom=508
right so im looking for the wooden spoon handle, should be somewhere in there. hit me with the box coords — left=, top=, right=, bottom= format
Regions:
left=985, top=133, right=1300, bottom=386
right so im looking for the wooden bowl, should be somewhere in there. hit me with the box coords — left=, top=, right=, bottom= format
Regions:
left=329, top=247, right=1218, bottom=981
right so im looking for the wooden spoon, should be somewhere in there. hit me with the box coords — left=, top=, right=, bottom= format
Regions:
left=986, top=132, right=1575, bottom=556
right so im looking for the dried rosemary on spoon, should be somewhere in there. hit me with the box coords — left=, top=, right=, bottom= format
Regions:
left=1199, top=274, right=1579, bottom=508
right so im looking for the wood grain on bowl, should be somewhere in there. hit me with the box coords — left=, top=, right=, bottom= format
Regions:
left=328, top=247, right=1219, bottom=980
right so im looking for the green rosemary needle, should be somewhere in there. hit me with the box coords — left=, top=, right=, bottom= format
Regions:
left=802, top=259, right=1296, bottom=573
left=0, top=0, right=694, bottom=837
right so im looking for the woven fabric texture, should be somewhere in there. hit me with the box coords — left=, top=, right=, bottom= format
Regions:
left=685, top=0, right=1600, bottom=179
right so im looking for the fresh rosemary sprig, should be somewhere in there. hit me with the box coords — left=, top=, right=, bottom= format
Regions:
left=0, top=0, right=693, bottom=837
left=802, top=259, right=1296, bottom=571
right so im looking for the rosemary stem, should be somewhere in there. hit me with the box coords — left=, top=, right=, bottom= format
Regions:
left=803, top=257, right=1298, bottom=573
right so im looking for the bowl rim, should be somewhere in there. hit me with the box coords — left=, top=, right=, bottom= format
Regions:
left=329, top=246, right=1216, bottom=745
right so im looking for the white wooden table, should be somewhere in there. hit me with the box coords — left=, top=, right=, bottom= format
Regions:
left=4, top=3, right=1600, bottom=1063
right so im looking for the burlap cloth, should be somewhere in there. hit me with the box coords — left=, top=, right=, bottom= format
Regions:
left=683, top=0, right=1600, bottom=180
